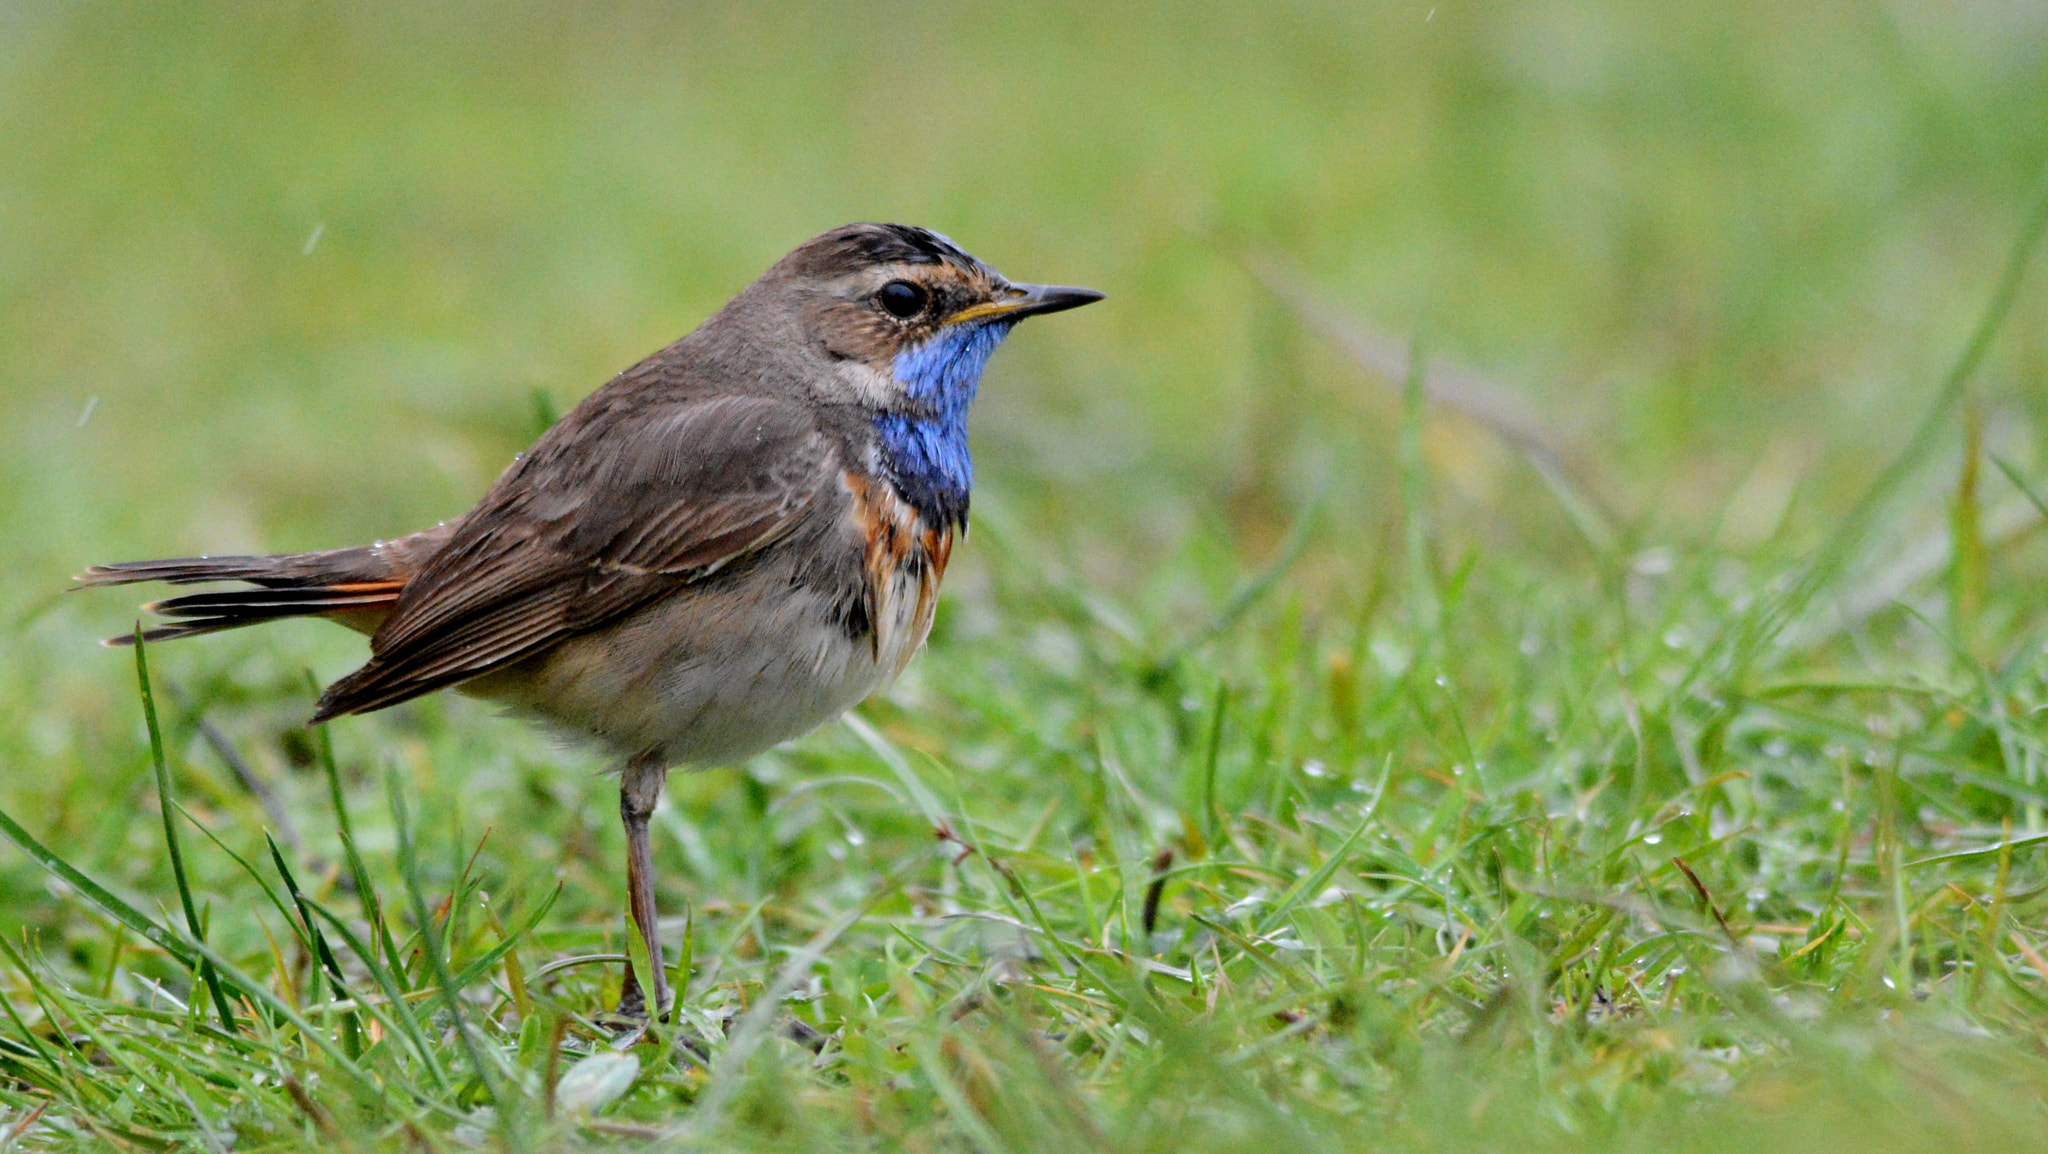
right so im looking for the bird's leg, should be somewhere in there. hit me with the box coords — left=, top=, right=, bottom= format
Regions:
left=614, top=752, right=671, bottom=1022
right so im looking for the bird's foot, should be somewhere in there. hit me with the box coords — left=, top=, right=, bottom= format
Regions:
left=597, top=968, right=668, bottom=1044
left=601, top=1016, right=650, bottom=1047
left=613, top=976, right=649, bottom=1023
left=720, top=1012, right=830, bottom=1053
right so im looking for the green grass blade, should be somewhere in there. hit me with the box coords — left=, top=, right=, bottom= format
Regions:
left=1256, top=756, right=1390, bottom=936
left=447, top=881, right=561, bottom=993
left=1991, top=456, right=2048, bottom=523
left=686, top=856, right=916, bottom=1139
left=311, top=713, right=411, bottom=992
left=265, top=834, right=363, bottom=1059
left=301, top=894, right=454, bottom=1093
left=0, top=802, right=200, bottom=969
left=0, top=934, right=92, bottom=1102
left=0, top=804, right=399, bottom=1110
left=386, top=768, right=504, bottom=1107
left=170, top=801, right=302, bottom=954
left=132, top=630, right=238, bottom=1032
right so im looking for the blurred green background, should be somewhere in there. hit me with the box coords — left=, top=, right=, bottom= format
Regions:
left=8, top=1, right=2044, bottom=592
left=5, top=2, right=2048, bottom=1148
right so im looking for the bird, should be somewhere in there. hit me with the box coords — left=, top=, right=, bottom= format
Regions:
left=76, top=222, right=1103, bottom=1023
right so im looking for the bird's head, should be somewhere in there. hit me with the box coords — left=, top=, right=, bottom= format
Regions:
left=696, top=223, right=1100, bottom=527
left=726, top=222, right=1102, bottom=414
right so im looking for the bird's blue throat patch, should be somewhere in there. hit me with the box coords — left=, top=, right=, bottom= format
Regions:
left=874, top=319, right=1017, bottom=528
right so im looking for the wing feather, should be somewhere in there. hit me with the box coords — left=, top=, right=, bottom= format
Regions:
left=313, top=393, right=843, bottom=721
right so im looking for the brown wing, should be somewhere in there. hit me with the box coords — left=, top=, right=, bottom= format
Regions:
left=311, top=392, right=843, bottom=721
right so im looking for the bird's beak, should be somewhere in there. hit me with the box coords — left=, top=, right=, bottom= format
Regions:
left=945, top=282, right=1105, bottom=326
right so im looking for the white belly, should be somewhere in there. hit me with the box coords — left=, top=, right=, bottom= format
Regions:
left=463, top=580, right=893, bottom=765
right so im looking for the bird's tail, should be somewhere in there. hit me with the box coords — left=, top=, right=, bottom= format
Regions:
left=75, top=549, right=406, bottom=646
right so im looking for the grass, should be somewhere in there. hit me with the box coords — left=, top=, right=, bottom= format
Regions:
left=4, top=2, right=2048, bottom=1149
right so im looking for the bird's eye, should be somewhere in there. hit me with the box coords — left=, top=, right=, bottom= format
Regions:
left=877, top=280, right=929, bottom=319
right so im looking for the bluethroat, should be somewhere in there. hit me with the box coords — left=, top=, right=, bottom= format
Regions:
left=78, top=223, right=1103, bottom=1021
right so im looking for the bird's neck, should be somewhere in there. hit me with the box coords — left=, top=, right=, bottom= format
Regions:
left=873, top=321, right=1015, bottom=529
